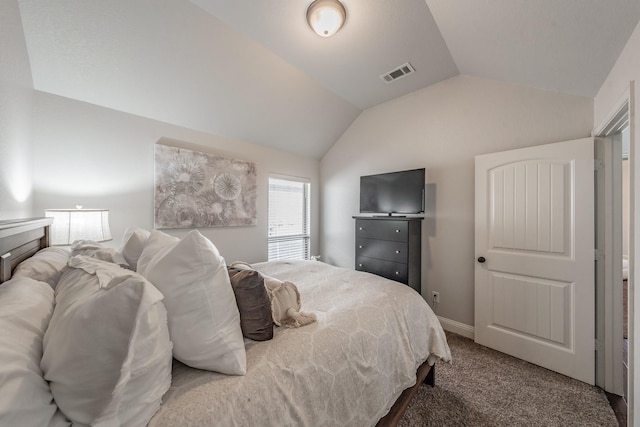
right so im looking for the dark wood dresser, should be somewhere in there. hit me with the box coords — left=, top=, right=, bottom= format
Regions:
left=353, top=216, right=422, bottom=293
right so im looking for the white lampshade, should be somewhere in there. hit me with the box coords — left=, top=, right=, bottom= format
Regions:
left=45, top=209, right=112, bottom=245
left=306, top=0, right=346, bottom=37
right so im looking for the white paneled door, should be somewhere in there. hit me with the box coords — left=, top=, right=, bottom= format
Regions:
left=475, top=138, right=595, bottom=384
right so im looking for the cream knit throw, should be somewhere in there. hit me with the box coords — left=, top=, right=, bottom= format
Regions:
left=230, top=261, right=316, bottom=328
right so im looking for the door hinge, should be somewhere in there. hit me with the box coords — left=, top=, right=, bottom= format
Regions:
left=594, top=159, right=604, bottom=171
left=595, top=249, right=605, bottom=261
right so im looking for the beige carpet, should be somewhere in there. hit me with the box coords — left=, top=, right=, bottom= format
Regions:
left=400, top=333, right=618, bottom=427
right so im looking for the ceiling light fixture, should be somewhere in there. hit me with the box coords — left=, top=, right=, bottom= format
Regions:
left=306, top=0, right=346, bottom=38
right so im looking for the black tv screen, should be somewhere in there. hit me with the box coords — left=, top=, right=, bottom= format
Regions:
left=359, top=168, right=425, bottom=214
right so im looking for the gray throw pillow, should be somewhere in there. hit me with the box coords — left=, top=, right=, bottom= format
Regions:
left=227, top=267, right=273, bottom=341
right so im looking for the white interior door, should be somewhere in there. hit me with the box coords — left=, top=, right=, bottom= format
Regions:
left=475, top=137, right=595, bottom=384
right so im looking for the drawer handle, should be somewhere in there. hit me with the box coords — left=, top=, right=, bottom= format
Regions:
left=395, top=271, right=399, bottom=275
left=395, top=250, right=400, bottom=254
left=395, top=229, right=400, bottom=233
left=358, top=264, right=363, bottom=267
left=359, top=245, right=363, bottom=249
left=359, top=227, right=363, bottom=231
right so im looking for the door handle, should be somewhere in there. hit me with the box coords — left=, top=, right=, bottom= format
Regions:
left=477, top=257, right=486, bottom=263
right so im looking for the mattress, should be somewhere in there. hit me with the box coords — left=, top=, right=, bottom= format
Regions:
left=148, top=260, right=451, bottom=427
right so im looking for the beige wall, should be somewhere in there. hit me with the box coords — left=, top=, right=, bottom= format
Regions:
left=594, top=18, right=640, bottom=424
left=0, top=0, right=34, bottom=219
left=320, top=75, right=593, bottom=327
left=31, top=92, right=320, bottom=264
left=3, top=0, right=320, bottom=263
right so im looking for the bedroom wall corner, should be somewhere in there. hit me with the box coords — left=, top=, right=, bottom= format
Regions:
left=320, top=75, right=593, bottom=327
left=0, top=0, right=35, bottom=220
left=29, top=92, right=320, bottom=264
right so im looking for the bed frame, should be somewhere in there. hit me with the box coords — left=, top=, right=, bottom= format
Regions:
left=0, top=217, right=435, bottom=426
left=0, top=217, right=53, bottom=283
left=377, top=359, right=435, bottom=426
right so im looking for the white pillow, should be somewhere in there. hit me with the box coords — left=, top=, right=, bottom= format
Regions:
left=138, top=230, right=246, bottom=375
left=41, top=256, right=172, bottom=426
left=135, top=229, right=178, bottom=273
left=119, top=227, right=151, bottom=271
left=12, top=247, right=69, bottom=288
left=0, top=277, right=69, bottom=426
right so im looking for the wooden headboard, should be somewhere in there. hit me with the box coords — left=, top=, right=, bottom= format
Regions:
left=0, top=217, right=53, bottom=284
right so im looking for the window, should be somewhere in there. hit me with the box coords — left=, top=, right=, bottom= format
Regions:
left=268, top=176, right=310, bottom=261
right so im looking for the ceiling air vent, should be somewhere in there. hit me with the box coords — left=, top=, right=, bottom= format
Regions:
left=380, top=62, right=415, bottom=83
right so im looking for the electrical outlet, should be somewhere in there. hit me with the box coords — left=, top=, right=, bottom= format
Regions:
left=431, top=291, right=440, bottom=304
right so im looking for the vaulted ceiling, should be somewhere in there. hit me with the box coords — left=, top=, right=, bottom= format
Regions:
left=17, top=0, right=640, bottom=158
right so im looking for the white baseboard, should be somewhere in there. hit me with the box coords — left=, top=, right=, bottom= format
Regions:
left=437, top=316, right=475, bottom=340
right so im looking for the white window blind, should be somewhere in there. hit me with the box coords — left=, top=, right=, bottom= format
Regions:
left=268, top=176, right=310, bottom=261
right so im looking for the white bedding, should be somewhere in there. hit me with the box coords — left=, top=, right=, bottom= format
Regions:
left=149, top=260, right=451, bottom=427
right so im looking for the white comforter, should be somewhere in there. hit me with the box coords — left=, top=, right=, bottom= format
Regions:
left=149, top=260, right=451, bottom=427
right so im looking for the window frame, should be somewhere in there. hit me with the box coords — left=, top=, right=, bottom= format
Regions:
left=267, top=174, right=311, bottom=261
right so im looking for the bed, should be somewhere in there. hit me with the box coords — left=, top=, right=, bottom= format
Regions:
left=0, top=218, right=451, bottom=426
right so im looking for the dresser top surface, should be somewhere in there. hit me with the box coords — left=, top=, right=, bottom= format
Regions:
left=352, top=215, right=424, bottom=221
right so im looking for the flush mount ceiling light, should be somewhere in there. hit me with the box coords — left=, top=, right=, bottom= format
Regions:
left=306, top=0, right=346, bottom=38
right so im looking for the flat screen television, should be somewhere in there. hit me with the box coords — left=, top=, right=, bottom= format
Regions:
left=359, top=168, right=425, bottom=215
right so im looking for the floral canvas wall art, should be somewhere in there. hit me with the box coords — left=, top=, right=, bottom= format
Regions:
left=154, top=144, right=257, bottom=228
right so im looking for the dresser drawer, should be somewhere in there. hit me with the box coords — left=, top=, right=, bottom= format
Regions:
left=356, top=256, right=408, bottom=283
left=356, top=238, right=407, bottom=263
left=355, top=219, right=408, bottom=242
